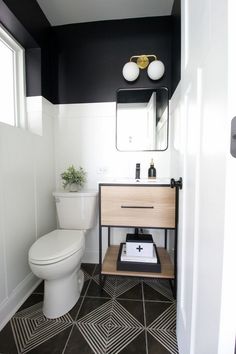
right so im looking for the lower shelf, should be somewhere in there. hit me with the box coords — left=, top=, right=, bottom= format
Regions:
left=101, top=245, right=174, bottom=279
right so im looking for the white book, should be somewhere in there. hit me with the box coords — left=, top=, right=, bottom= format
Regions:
left=120, top=244, right=157, bottom=263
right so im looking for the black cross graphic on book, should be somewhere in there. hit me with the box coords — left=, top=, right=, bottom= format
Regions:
left=136, top=245, right=143, bottom=252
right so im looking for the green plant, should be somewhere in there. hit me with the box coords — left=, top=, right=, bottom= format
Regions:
left=61, top=165, right=86, bottom=189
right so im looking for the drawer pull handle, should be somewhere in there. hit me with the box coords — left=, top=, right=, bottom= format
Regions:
left=121, top=205, right=154, bottom=209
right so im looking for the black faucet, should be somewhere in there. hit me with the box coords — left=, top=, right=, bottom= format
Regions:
left=135, top=163, right=140, bottom=180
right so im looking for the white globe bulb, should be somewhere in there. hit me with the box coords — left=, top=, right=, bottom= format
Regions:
left=122, top=62, right=140, bottom=81
left=147, top=60, right=165, bottom=80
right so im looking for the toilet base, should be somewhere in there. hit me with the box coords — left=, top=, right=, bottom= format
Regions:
left=43, top=269, right=84, bottom=319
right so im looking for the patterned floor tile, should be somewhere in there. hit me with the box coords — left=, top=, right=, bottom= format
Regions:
left=68, top=297, right=83, bottom=320
left=18, top=294, right=44, bottom=312
left=116, top=299, right=144, bottom=325
left=85, top=279, right=112, bottom=298
left=92, top=264, right=101, bottom=275
left=81, top=263, right=96, bottom=276
left=91, top=274, right=116, bottom=297
left=114, top=277, right=142, bottom=299
left=143, top=282, right=173, bottom=302
left=80, top=276, right=91, bottom=297
left=93, top=274, right=142, bottom=299
left=0, top=263, right=179, bottom=354
left=26, top=327, right=72, bottom=354
left=145, top=301, right=173, bottom=327
left=147, top=332, right=173, bottom=354
left=147, top=303, right=178, bottom=354
left=143, top=279, right=174, bottom=301
left=118, top=332, right=147, bottom=354
left=77, top=300, right=144, bottom=354
left=82, top=269, right=92, bottom=284
left=63, top=325, right=94, bottom=354
left=11, top=302, right=73, bottom=353
left=76, top=297, right=110, bottom=321
left=0, top=321, right=18, bottom=354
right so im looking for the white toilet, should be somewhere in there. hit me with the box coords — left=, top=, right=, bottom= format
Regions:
left=28, top=190, right=98, bottom=319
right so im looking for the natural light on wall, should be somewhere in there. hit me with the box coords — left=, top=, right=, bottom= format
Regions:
left=0, top=25, right=25, bottom=127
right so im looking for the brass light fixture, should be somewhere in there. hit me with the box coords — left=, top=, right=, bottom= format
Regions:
left=122, top=54, right=165, bottom=82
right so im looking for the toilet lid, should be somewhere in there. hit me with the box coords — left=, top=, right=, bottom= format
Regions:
left=29, top=230, right=84, bottom=265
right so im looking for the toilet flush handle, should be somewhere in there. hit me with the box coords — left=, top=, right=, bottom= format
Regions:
left=55, top=197, right=60, bottom=203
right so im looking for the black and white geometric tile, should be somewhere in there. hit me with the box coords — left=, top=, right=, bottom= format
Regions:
left=0, top=264, right=179, bottom=354
left=144, top=279, right=174, bottom=301
left=147, top=303, right=178, bottom=354
left=11, top=302, right=73, bottom=354
left=77, top=299, right=144, bottom=354
left=93, top=274, right=141, bottom=298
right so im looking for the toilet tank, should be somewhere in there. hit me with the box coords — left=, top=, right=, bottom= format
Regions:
left=53, top=191, right=98, bottom=230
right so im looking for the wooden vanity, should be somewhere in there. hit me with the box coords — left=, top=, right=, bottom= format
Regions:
left=98, top=179, right=182, bottom=296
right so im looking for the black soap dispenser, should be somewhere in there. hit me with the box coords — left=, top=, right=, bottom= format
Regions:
left=148, top=158, right=156, bottom=179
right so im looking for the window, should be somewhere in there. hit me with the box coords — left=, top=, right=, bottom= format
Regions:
left=0, top=25, right=25, bottom=127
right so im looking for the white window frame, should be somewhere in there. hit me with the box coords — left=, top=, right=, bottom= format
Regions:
left=0, top=25, right=26, bottom=128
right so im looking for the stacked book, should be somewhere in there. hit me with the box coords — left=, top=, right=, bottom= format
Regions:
left=117, top=233, right=161, bottom=273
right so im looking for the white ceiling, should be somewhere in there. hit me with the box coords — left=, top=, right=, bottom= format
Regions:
left=36, top=0, right=174, bottom=26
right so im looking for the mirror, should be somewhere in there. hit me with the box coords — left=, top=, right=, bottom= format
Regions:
left=116, top=87, right=169, bottom=151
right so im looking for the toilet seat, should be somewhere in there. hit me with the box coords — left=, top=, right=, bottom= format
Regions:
left=29, top=230, right=84, bottom=265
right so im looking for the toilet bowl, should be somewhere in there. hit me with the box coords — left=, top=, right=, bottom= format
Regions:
left=29, top=230, right=85, bottom=318
left=28, top=190, right=97, bottom=319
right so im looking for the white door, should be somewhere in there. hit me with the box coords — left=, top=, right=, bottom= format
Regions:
left=217, top=0, right=236, bottom=352
left=170, top=0, right=236, bottom=353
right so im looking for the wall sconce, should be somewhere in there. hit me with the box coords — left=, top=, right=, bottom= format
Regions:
left=122, top=54, right=165, bottom=82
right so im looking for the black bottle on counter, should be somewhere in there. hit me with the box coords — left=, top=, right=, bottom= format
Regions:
left=148, top=159, right=156, bottom=179
left=135, top=163, right=141, bottom=180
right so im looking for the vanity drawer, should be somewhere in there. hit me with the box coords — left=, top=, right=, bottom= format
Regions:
left=100, top=186, right=176, bottom=228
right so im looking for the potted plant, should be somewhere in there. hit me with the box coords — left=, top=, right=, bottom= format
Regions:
left=61, top=165, right=87, bottom=192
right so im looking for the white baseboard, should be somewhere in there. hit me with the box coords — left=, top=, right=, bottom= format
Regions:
left=0, top=273, right=40, bottom=331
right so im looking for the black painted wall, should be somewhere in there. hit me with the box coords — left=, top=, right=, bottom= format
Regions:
left=171, top=0, right=181, bottom=93
left=1, top=0, right=181, bottom=104
left=2, top=0, right=50, bottom=47
left=52, top=17, right=173, bottom=104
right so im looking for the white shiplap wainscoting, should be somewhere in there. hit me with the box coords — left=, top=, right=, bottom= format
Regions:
left=0, top=97, right=57, bottom=330
left=0, top=98, right=171, bottom=329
